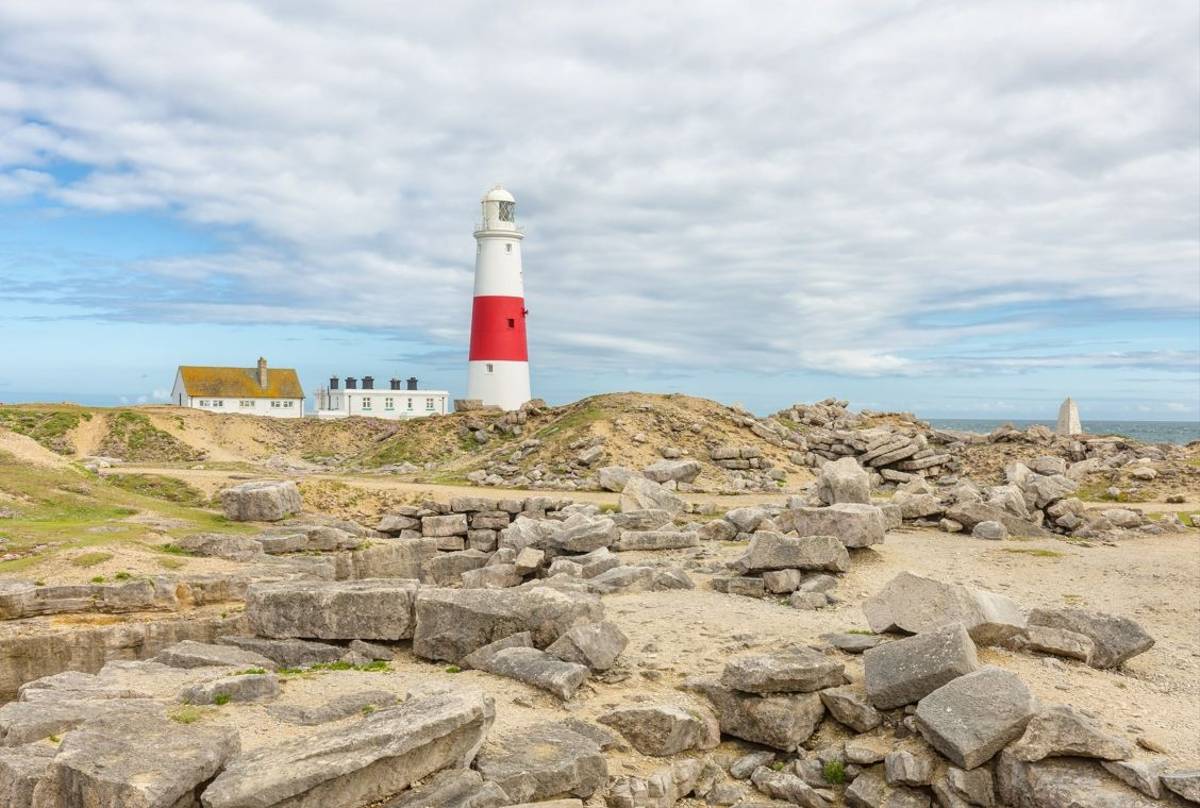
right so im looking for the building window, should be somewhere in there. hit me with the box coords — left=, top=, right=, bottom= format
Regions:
left=486, top=364, right=494, bottom=373
left=361, top=398, right=371, bottom=409
left=284, top=401, right=294, bottom=408
left=199, top=400, right=209, bottom=406
left=425, top=398, right=435, bottom=410
left=384, top=397, right=394, bottom=410
left=212, top=400, right=223, bottom=407
left=239, top=400, right=254, bottom=408
left=407, top=398, right=413, bottom=410
left=271, top=401, right=280, bottom=408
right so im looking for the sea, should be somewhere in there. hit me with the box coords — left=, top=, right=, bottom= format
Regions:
left=927, top=419, right=1199, bottom=446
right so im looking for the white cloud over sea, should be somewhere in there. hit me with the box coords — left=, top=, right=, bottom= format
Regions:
left=0, top=1, right=1197, bottom=416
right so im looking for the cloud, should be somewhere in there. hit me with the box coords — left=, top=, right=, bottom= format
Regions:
left=0, top=0, right=1196, bottom=385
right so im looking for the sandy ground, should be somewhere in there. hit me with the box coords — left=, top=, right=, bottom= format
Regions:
left=66, top=413, right=109, bottom=458
left=0, top=430, right=72, bottom=469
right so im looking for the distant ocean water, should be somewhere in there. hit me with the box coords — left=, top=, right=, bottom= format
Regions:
left=927, top=419, right=1200, bottom=446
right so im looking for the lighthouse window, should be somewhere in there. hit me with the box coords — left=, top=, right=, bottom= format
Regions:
left=507, top=318, right=515, bottom=328
left=486, top=364, right=494, bottom=373
left=505, top=243, right=512, bottom=253
left=498, top=201, right=515, bottom=221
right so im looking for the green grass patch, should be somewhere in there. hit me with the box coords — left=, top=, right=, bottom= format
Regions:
left=114, top=570, right=131, bottom=580
left=157, top=543, right=196, bottom=556
left=0, top=407, right=92, bottom=454
left=361, top=704, right=377, bottom=715
left=104, top=474, right=206, bottom=506
left=309, top=660, right=390, bottom=673
left=845, top=628, right=875, bottom=636
left=212, top=693, right=231, bottom=706
left=533, top=403, right=607, bottom=440
left=1003, top=548, right=1065, bottom=558
left=822, top=760, right=846, bottom=785
left=170, top=706, right=205, bottom=724
left=89, top=575, right=106, bottom=583
left=71, top=551, right=113, bottom=568
left=233, top=668, right=267, bottom=676
left=444, top=665, right=462, bottom=674
left=99, top=411, right=203, bottom=463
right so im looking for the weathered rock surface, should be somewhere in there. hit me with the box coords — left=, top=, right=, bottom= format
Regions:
left=820, top=684, right=883, bottom=732
left=220, top=480, right=302, bottom=522
left=684, top=677, right=824, bottom=751
left=996, top=749, right=1184, bottom=807
left=598, top=704, right=719, bottom=756
left=474, top=721, right=607, bottom=803
left=780, top=503, right=887, bottom=548
left=1027, top=608, right=1154, bottom=669
left=750, top=766, right=833, bottom=808
left=845, top=766, right=931, bottom=808
left=642, top=459, right=702, bottom=484
left=545, top=621, right=628, bottom=671
left=720, top=648, right=844, bottom=693
left=218, top=636, right=343, bottom=668
left=864, top=622, right=979, bottom=709
left=863, top=572, right=1026, bottom=646
left=615, top=530, right=699, bottom=551
left=915, top=666, right=1037, bottom=769
left=816, top=457, right=871, bottom=504
left=180, top=671, right=280, bottom=705
left=269, top=690, right=401, bottom=726
left=619, top=477, right=684, bottom=516
left=203, top=690, right=494, bottom=808
left=412, top=587, right=603, bottom=663
left=474, top=647, right=590, bottom=700
left=1008, top=705, right=1134, bottom=762
left=380, top=768, right=508, bottom=808
left=731, top=532, right=850, bottom=574
left=247, top=579, right=420, bottom=641
left=152, top=640, right=276, bottom=671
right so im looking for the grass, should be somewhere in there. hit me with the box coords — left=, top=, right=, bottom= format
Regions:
left=361, top=704, right=378, bottom=716
left=99, top=410, right=203, bottom=462
left=157, top=543, right=196, bottom=556
left=1074, top=481, right=1145, bottom=503
left=89, top=575, right=106, bottom=584
left=845, top=628, right=875, bottom=636
left=212, top=693, right=232, bottom=706
left=444, top=665, right=462, bottom=674
left=233, top=668, right=267, bottom=676
left=114, top=570, right=131, bottom=580
left=71, top=551, right=113, bottom=568
left=1003, top=548, right=1065, bottom=558
left=157, top=557, right=186, bottom=570
left=822, top=760, right=846, bottom=785
left=0, top=407, right=92, bottom=454
left=533, top=403, right=607, bottom=440
left=104, top=473, right=206, bottom=506
left=309, top=660, right=391, bottom=673
left=170, top=706, right=205, bottom=724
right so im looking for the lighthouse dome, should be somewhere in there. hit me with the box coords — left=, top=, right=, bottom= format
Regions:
left=481, top=185, right=515, bottom=203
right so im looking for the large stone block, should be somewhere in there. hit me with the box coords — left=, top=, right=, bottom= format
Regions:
left=642, top=460, right=702, bottom=484
left=915, top=666, right=1036, bottom=769
left=731, top=532, right=849, bottom=574
left=863, top=571, right=1026, bottom=646
left=615, top=530, right=699, bottom=551
left=780, top=503, right=886, bottom=548
left=816, top=456, right=871, bottom=504
left=203, top=691, right=494, bottom=808
left=220, top=480, right=302, bottom=522
left=598, top=703, right=719, bottom=756
left=720, top=648, right=844, bottom=693
left=475, top=721, right=607, bottom=803
left=863, top=622, right=979, bottom=710
left=684, top=677, right=824, bottom=751
left=995, top=749, right=1181, bottom=808
left=619, top=477, right=684, bottom=516
left=1027, top=608, right=1154, bottom=669
left=412, top=586, right=603, bottom=663
left=246, top=579, right=420, bottom=641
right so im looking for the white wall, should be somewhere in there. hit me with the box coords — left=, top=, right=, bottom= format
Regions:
left=316, top=388, right=448, bottom=419
left=179, top=396, right=304, bottom=418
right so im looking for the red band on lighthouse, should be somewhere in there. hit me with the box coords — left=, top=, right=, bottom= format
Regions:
left=469, top=295, right=528, bottom=361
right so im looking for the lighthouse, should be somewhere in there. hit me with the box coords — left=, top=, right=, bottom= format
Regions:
left=466, top=185, right=531, bottom=411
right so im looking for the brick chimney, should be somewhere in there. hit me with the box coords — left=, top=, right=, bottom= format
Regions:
left=257, top=357, right=268, bottom=389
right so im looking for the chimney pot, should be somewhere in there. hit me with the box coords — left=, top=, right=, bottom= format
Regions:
left=363, top=376, right=374, bottom=390
left=407, top=377, right=419, bottom=391
left=345, top=377, right=357, bottom=389
left=329, top=376, right=339, bottom=390
left=257, top=357, right=268, bottom=389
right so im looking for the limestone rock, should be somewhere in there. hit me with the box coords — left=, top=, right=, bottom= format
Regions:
left=1009, top=705, right=1134, bottom=762
left=731, top=532, right=850, bottom=574
left=203, top=690, right=494, bottom=808
left=685, top=677, right=824, bottom=751
left=383, top=768, right=508, bottom=808
left=0, top=742, right=55, bottom=807
left=43, top=708, right=239, bottom=808
left=915, top=666, right=1037, bottom=769
left=598, top=466, right=635, bottom=492
left=269, top=690, right=401, bottom=726
left=720, top=648, right=844, bottom=693
left=820, top=684, right=883, bottom=732
left=996, top=749, right=1177, bottom=807
left=816, top=457, right=871, bottom=505
left=1027, top=608, right=1154, bottom=669
left=643, top=459, right=702, bottom=484
left=217, top=636, right=343, bottom=668
left=247, top=579, right=420, bottom=641
left=972, top=520, right=1007, bottom=540
left=475, top=721, right=607, bottom=803
left=1016, top=625, right=1095, bottom=663
left=220, top=480, right=302, bottom=522
left=1100, top=757, right=1168, bottom=799
left=551, top=514, right=619, bottom=553
left=412, top=586, right=603, bottom=663
left=845, top=767, right=931, bottom=808
left=546, top=621, right=628, bottom=671
left=780, top=503, right=887, bottom=548
left=475, top=647, right=589, bottom=700
left=885, top=747, right=939, bottom=787
left=152, top=640, right=277, bottom=671
left=945, top=501, right=1048, bottom=537
left=620, top=477, right=684, bottom=516
left=180, top=671, right=280, bottom=705
left=750, top=766, right=832, bottom=808
left=864, top=622, right=979, bottom=710
left=862, top=572, right=1026, bottom=646
left=1162, top=770, right=1200, bottom=803
left=598, top=704, right=719, bottom=756
left=615, top=530, right=699, bottom=551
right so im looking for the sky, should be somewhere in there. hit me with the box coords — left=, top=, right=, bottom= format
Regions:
left=1, top=1, right=1197, bottom=420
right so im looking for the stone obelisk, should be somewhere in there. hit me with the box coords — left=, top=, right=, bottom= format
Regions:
left=1056, top=397, right=1082, bottom=436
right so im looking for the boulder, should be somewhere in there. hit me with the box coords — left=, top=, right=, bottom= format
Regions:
left=1101, top=757, right=1168, bottom=799
left=384, top=768, right=508, bottom=808
left=684, top=677, right=824, bottom=751
left=177, top=533, right=265, bottom=561
left=180, top=671, right=280, bottom=705
left=551, top=514, right=619, bottom=553
left=619, top=477, right=684, bottom=516
left=642, top=460, right=702, bottom=484
left=724, top=507, right=769, bottom=533
left=731, top=532, right=850, bottom=574
left=247, top=579, right=420, bottom=641
left=217, top=637, right=344, bottom=668
left=609, top=509, right=673, bottom=531
left=1008, top=705, right=1134, bottom=762
left=779, top=504, right=887, bottom=548
left=42, top=708, right=239, bottom=808
left=152, top=640, right=277, bottom=671
left=461, top=565, right=524, bottom=589
left=598, top=466, right=635, bottom=492
left=892, top=490, right=944, bottom=520
left=945, top=501, right=1048, bottom=537
left=845, top=767, right=931, bottom=808
left=412, top=586, right=603, bottom=663
left=0, top=742, right=55, bottom=807
left=1027, top=608, right=1154, bottom=669
left=474, top=721, right=607, bottom=803
left=220, top=480, right=302, bottom=522
left=1162, top=771, right=1200, bottom=803
left=996, top=749, right=1181, bottom=807
left=816, top=457, right=870, bottom=505
left=474, top=647, right=589, bottom=700
left=885, top=747, right=939, bottom=787
left=864, top=622, right=979, bottom=710
left=1016, top=625, right=1095, bottom=663
left=598, top=704, right=719, bottom=756
left=422, top=550, right=492, bottom=586
left=750, top=767, right=832, bottom=808
left=820, top=684, right=883, bottom=732
left=972, top=520, right=1008, bottom=540
left=862, top=572, right=1026, bottom=646
left=915, top=666, right=1036, bottom=769
left=546, top=622, right=628, bottom=671
left=269, top=690, right=401, bottom=726
left=203, top=691, right=493, bottom=808
left=720, top=648, right=844, bottom=693
left=614, top=530, right=699, bottom=551
left=422, top=514, right=469, bottom=538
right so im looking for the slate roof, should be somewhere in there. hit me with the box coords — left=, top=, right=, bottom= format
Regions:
left=177, top=366, right=304, bottom=399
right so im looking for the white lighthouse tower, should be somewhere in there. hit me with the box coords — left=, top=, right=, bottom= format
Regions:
left=466, top=185, right=531, bottom=411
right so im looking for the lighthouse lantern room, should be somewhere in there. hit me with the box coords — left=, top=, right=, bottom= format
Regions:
left=466, top=185, right=532, bottom=411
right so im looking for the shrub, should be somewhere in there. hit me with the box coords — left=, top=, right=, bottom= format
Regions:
left=822, top=760, right=846, bottom=785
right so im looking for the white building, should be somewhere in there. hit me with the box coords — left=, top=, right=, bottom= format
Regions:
left=466, top=185, right=532, bottom=411
left=314, top=375, right=449, bottom=420
left=170, top=358, right=305, bottom=418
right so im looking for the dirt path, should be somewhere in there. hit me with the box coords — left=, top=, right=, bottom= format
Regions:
left=67, top=412, right=109, bottom=457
